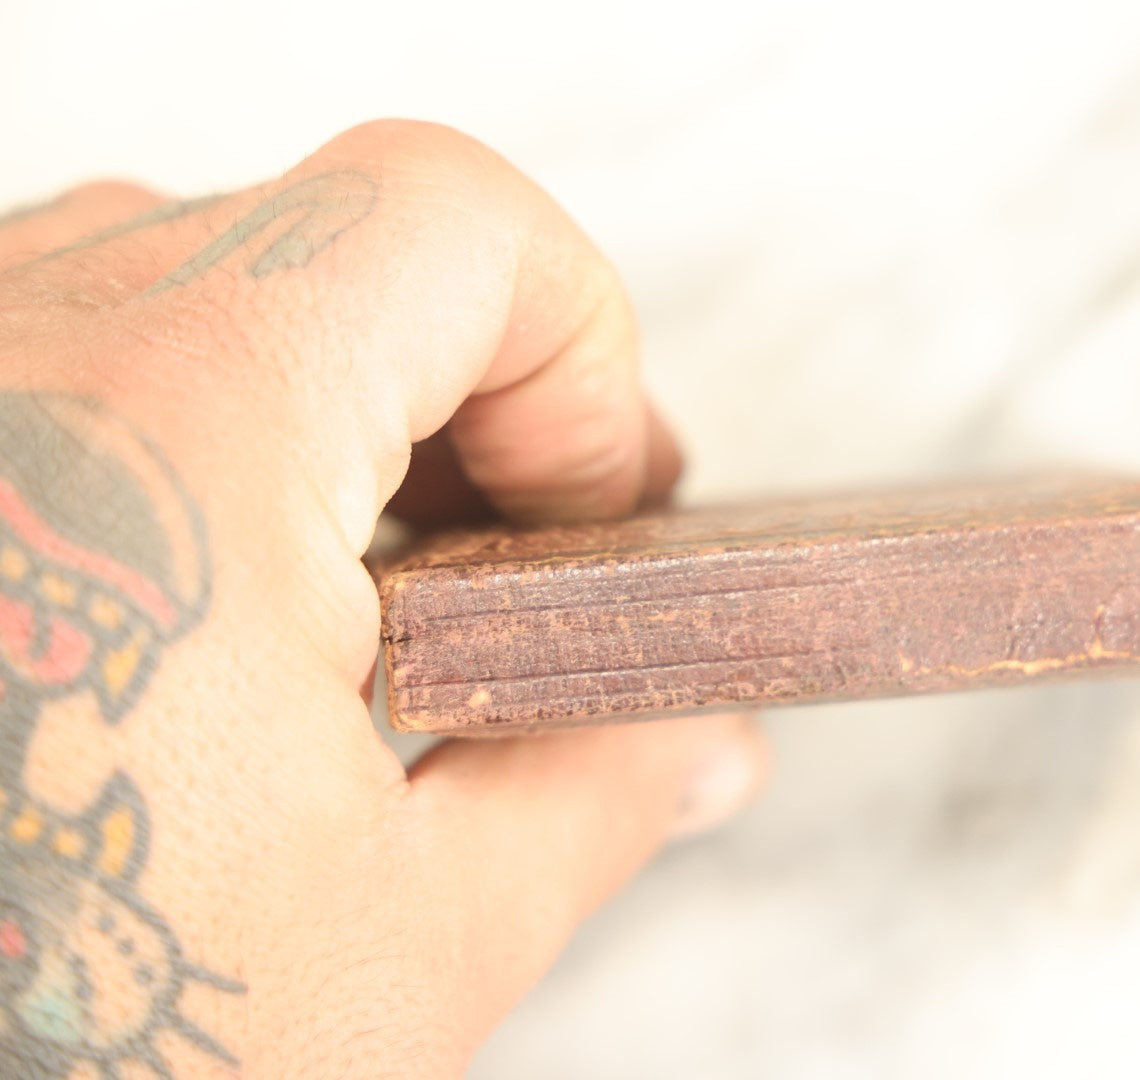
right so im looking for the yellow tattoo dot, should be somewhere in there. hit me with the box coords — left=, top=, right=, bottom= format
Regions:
left=52, top=827, right=85, bottom=859
left=104, top=630, right=147, bottom=699
left=10, top=809, right=44, bottom=844
left=89, top=594, right=124, bottom=630
left=0, top=546, right=27, bottom=580
left=41, top=573, right=77, bottom=607
left=99, top=807, right=135, bottom=879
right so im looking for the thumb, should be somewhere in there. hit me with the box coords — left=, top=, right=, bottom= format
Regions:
left=406, top=712, right=768, bottom=1049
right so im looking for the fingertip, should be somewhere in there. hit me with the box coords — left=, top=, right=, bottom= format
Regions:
left=640, top=398, right=685, bottom=509
left=669, top=712, right=769, bottom=839
left=449, top=360, right=652, bottom=525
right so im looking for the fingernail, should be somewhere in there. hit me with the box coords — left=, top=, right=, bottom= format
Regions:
left=670, top=731, right=765, bottom=839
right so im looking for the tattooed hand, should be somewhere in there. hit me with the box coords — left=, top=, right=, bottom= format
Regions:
left=0, top=122, right=767, bottom=1079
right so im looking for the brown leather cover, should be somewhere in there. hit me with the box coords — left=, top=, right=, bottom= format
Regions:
left=377, top=475, right=1140, bottom=734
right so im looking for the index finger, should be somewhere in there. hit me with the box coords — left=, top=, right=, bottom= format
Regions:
left=338, top=120, right=680, bottom=524
left=101, top=120, right=681, bottom=528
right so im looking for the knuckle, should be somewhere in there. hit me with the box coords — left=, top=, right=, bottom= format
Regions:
left=319, top=118, right=499, bottom=182
left=64, top=179, right=163, bottom=214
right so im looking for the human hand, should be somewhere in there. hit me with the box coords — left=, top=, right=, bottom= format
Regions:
left=0, top=121, right=767, bottom=1079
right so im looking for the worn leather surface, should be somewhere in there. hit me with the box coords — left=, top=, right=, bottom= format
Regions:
left=382, top=477, right=1140, bottom=731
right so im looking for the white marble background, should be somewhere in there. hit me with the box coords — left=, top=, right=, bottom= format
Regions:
left=4, top=2, right=1140, bottom=1075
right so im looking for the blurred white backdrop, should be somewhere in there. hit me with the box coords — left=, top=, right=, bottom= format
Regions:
left=5, top=2, right=1140, bottom=1076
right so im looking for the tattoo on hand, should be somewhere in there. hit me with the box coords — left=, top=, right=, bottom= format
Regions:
left=5, top=171, right=377, bottom=298
left=0, top=393, right=243, bottom=1078
left=0, top=775, right=244, bottom=1079
left=147, top=171, right=378, bottom=293
left=4, top=196, right=224, bottom=274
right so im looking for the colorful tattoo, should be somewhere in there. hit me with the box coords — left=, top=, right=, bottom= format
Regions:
left=0, top=776, right=243, bottom=1078
left=0, top=392, right=241, bottom=1077
left=0, top=169, right=378, bottom=1071
left=0, top=394, right=209, bottom=783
